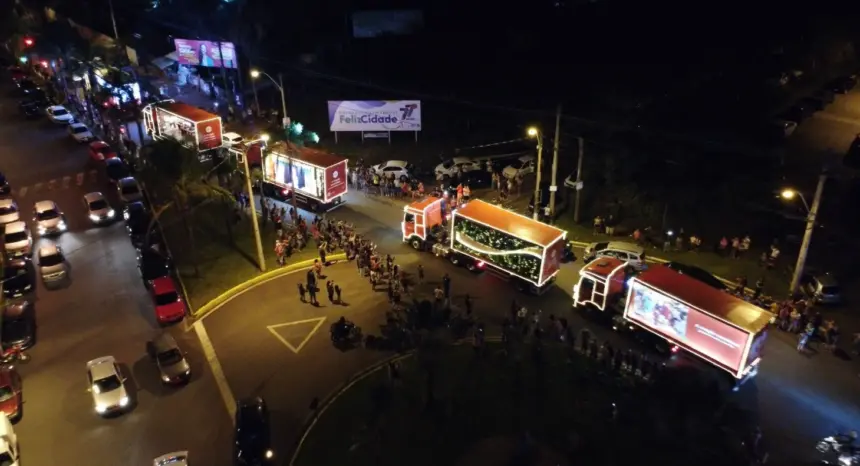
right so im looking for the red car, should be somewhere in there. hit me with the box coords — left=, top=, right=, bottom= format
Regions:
left=88, top=141, right=118, bottom=162
left=0, top=368, right=22, bottom=422
left=151, top=277, right=185, bottom=324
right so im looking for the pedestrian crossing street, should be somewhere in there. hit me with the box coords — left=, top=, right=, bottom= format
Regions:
left=9, top=169, right=100, bottom=198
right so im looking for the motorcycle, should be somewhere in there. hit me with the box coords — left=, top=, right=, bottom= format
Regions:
left=330, top=322, right=363, bottom=345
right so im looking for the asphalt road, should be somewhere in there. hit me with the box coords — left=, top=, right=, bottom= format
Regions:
left=201, top=189, right=860, bottom=464
left=1, top=80, right=231, bottom=465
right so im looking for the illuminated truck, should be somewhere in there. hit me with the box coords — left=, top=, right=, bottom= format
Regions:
left=574, top=259, right=770, bottom=381
left=261, top=141, right=348, bottom=213
left=142, top=100, right=223, bottom=152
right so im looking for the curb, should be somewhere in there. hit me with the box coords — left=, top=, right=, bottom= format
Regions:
left=288, top=336, right=503, bottom=466
left=191, top=253, right=347, bottom=320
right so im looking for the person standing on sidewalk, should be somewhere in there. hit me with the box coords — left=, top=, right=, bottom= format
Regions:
left=297, top=283, right=307, bottom=303
left=442, top=273, right=451, bottom=299
left=334, top=283, right=343, bottom=303
left=307, top=283, right=318, bottom=306
left=326, top=280, right=335, bottom=303
left=417, top=264, right=425, bottom=284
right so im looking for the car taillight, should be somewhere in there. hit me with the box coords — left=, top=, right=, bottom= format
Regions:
left=671, top=345, right=680, bottom=354
left=476, top=261, right=485, bottom=268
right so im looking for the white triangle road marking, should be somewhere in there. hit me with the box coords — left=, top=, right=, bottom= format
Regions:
left=266, top=317, right=327, bottom=354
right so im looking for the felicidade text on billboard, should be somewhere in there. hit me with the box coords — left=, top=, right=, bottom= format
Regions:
left=625, top=283, right=749, bottom=373
left=174, top=39, right=237, bottom=69
left=328, top=101, right=421, bottom=132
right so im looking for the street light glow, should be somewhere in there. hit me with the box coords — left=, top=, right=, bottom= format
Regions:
left=260, top=133, right=270, bottom=142
left=527, top=127, right=539, bottom=137
left=781, top=189, right=796, bottom=200
left=250, top=70, right=261, bottom=78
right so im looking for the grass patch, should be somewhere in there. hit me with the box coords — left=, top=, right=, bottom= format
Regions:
left=294, top=342, right=750, bottom=466
left=159, top=203, right=320, bottom=309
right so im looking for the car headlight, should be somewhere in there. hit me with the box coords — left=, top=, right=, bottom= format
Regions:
left=37, top=226, right=46, bottom=234
left=119, top=396, right=129, bottom=407
left=107, top=209, right=115, bottom=218
left=265, top=450, right=274, bottom=459
left=184, top=369, right=191, bottom=376
left=123, top=212, right=130, bottom=220
left=162, top=375, right=171, bottom=382
left=95, top=404, right=107, bottom=413
left=58, top=221, right=67, bottom=230
left=89, top=214, right=100, bottom=222
left=24, top=284, right=31, bottom=290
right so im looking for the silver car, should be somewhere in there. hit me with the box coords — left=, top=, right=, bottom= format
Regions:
left=0, top=199, right=20, bottom=225
left=802, top=272, right=843, bottom=305
left=3, top=221, right=32, bottom=258
left=146, top=332, right=191, bottom=385
left=86, top=356, right=130, bottom=415
left=33, top=200, right=67, bottom=236
left=83, top=192, right=115, bottom=224
left=37, top=244, right=67, bottom=283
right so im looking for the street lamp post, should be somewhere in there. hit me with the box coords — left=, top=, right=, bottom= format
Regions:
left=244, top=134, right=269, bottom=272
left=527, top=127, right=543, bottom=221
left=781, top=173, right=827, bottom=295
left=250, top=69, right=288, bottom=129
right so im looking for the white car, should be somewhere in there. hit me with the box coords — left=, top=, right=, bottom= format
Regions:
left=118, top=177, right=144, bottom=204
left=83, top=192, right=115, bottom=224
left=69, top=122, right=95, bottom=142
left=153, top=451, right=189, bottom=466
left=222, top=132, right=244, bottom=146
left=0, top=199, right=20, bottom=224
left=502, top=155, right=536, bottom=179
left=86, top=356, right=130, bottom=415
left=45, top=105, right=74, bottom=124
left=372, top=160, right=413, bottom=181
left=33, top=200, right=67, bottom=236
left=3, top=221, right=32, bottom=258
left=37, top=243, right=67, bottom=283
left=434, top=157, right=481, bottom=180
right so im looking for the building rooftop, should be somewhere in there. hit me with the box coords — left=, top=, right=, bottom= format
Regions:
left=632, top=265, right=773, bottom=334
left=454, top=200, right=566, bottom=247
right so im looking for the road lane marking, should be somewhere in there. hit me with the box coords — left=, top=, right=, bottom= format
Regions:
left=76, top=172, right=84, bottom=186
left=89, top=169, right=97, bottom=183
left=47, top=179, right=56, bottom=190
left=267, top=317, right=326, bottom=354
left=62, top=176, right=70, bottom=188
left=17, top=187, right=27, bottom=197
left=193, top=321, right=236, bottom=422
left=33, top=183, right=42, bottom=192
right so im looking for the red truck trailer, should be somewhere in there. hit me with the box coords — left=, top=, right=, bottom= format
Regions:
left=623, top=266, right=771, bottom=381
left=449, top=200, right=566, bottom=294
left=261, top=141, right=348, bottom=213
left=142, top=100, right=223, bottom=152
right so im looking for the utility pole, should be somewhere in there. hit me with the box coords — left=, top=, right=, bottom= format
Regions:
left=278, top=72, right=288, bottom=128
left=788, top=172, right=827, bottom=295
left=548, top=104, right=562, bottom=220
left=243, top=144, right=266, bottom=272
left=573, top=136, right=584, bottom=223
left=108, top=0, right=120, bottom=41
left=532, top=133, right=544, bottom=221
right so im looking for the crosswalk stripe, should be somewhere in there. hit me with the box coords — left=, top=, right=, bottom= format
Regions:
left=89, top=170, right=98, bottom=183
left=17, top=187, right=27, bottom=197
left=48, top=179, right=57, bottom=190
left=76, top=173, right=84, bottom=186
left=62, top=176, right=71, bottom=188
left=33, top=183, right=42, bottom=192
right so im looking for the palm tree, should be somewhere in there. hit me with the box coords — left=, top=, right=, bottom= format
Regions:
left=141, top=139, right=234, bottom=277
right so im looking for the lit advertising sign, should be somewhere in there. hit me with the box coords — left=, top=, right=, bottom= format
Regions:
left=196, top=119, right=223, bottom=151
left=625, top=283, right=749, bottom=373
left=174, top=39, right=237, bottom=69
left=539, top=238, right=564, bottom=286
left=264, top=153, right=289, bottom=187
left=324, top=160, right=348, bottom=202
left=327, top=100, right=421, bottom=132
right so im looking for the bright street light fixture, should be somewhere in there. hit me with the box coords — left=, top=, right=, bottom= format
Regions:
left=527, top=127, right=539, bottom=137
left=259, top=133, right=270, bottom=142
left=780, top=189, right=796, bottom=200
left=250, top=70, right=261, bottom=78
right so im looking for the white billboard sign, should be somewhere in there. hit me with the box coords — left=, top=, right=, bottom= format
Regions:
left=327, top=100, right=422, bottom=132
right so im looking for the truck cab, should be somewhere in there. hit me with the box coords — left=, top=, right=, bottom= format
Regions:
left=0, top=415, right=19, bottom=465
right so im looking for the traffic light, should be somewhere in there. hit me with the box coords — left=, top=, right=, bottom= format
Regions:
left=22, top=37, right=34, bottom=47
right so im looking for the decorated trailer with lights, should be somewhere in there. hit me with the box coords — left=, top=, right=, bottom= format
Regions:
left=623, top=266, right=771, bottom=381
left=449, top=200, right=566, bottom=294
left=142, top=100, right=223, bottom=152
left=261, top=141, right=348, bottom=213
left=572, top=257, right=636, bottom=312
left=401, top=196, right=486, bottom=273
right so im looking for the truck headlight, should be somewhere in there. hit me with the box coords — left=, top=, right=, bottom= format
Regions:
left=58, top=221, right=67, bottom=230
left=119, top=396, right=129, bottom=407
left=89, top=214, right=100, bottom=222
left=162, top=375, right=171, bottom=382
left=95, top=404, right=107, bottom=413
left=107, top=209, right=115, bottom=218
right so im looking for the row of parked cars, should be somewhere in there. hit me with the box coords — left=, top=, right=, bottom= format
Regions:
left=775, top=74, right=857, bottom=137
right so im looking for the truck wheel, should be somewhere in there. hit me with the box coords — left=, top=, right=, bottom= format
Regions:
left=410, top=239, right=422, bottom=250
left=466, top=262, right=476, bottom=271
left=449, top=255, right=460, bottom=266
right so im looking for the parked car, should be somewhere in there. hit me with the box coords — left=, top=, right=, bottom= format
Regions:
left=782, top=102, right=815, bottom=123
left=664, top=262, right=727, bottom=290
left=813, top=89, right=835, bottom=105
left=502, top=155, right=536, bottom=179
left=1, top=302, right=35, bottom=351
left=88, top=141, right=118, bottom=161
left=800, top=271, right=842, bottom=304
left=37, top=243, right=68, bottom=284
left=137, top=246, right=171, bottom=285
left=150, top=277, right=186, bottom=324
left=105, top=158, right=130, bottom=185
left=772, top=119, right=798, bottom=138
left=0, top=173, right=10, bottom=196
left=583, top=241, right=647, bottom=270
left=372, top=160, right=414, bottom=182
left=798, top=96, right=824, bottom=112
left=33, top=200, right=67, bottom=236
left=2, top=259, right=32, bottom=299
left=117, top=177, right=144, bottom=204
left=18, top=101, right=41, bottom=118
left=434, top=157, right=481, bottom=181
left=16, top=79, right=39, bottom=95
left=83, top=192, right=116, bottom=224
left=826, top=76, right=855, bottom=94
left=3, top=221, right=32, bottom=258
left=45, top=105, right=74, bottom=124
left=146, top=332, right=191, bottom=384
left=69, top=122, right=96, bottom=142
left=0, top=369, right=23, bottom=422
left=222, top=132, right=244, bottom=147
left=0, top=199, right=20, bottom=225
